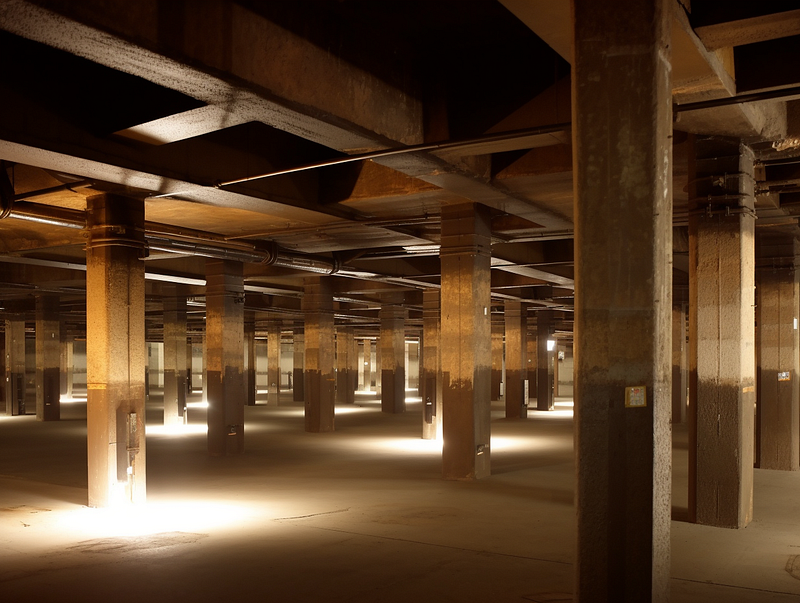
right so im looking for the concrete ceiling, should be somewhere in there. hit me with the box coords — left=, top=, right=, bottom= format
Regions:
left=1, top=0, right=800, bottom=336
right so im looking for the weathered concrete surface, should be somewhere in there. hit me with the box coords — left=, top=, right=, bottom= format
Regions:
left=205, top=259, right=245, bottom=456
left=245, top=320, right=256, bottom=406
left=59, top=327, right=73, bottom=400
left=504, top=301, right=527, bottom=419
left=163, top=291, right=187, bottom=426
left=421, top=290, right=442, bottom=440
left=336, top=326, right=356, bottom=405
left=303, top=277, right=335, bottom=433
left=35, top=295, right=60, bottom=421
left=572, top=0, right=672, bottom=600
left=4, top=317, right=25, bottom=416
left=689, top=136, right=756, bottom=529
left=267, top=322, right=281, bottom=406
left=440, top=203, right=492, bottom=480
left=672, top=304, right=687, bottom=424
left=756, top=242, right=800, bottom=471
left=491, top=318, right=503, bottom=402
left=536, top=310, right=554, bottom=411
left=380, top=304, right=405, bottom=414
left=85, top=193, right=147, bottom=507
left=527, top=329, right=537, bottom=404
left=292, top=326, right=304, bottom=402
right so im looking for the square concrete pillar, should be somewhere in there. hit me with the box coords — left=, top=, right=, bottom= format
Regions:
left=755, top=237, right=800, bottom=471
left=421, top=290, right=442, bottom=440
left=688, top=136, right=756, bottom=528
left=35, top=295, right=60, bottom=421
left=267, top=321, right=282, bottom=405
left=363, top=339, right=373, bottom=392
left=573, top=0, right=672, bottom=599
left=205, top=259, right=245, bottom=456
left=491, top=317, right=503, bottom=401
left=380, top=303, right=406, bottom=414
left=86, top=193, right=147, bottom=507
left=59, top=326, right=74, bottom=401
left=336, top=326, right=356, bottom=404
left=504, top=300, right=527, bottom=419
left=245, top=320, right=256, bottom=406
left=440, top=202, right=492, bottom=480
left=292, top=325, right=304, bottom=401
left=672, top=304, right=688, bottom=424
left=527, top=328, right=536, bottom=404
left=303, top=277, right=335, bottom=432
left=163, top=291, right=187, bottom=425
left=536, top=310, right=554, bottom=411
left=5, top=317, right=25, bottom=416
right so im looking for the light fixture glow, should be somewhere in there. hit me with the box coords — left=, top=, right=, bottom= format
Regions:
left=547, top=339, right=556, bottom=351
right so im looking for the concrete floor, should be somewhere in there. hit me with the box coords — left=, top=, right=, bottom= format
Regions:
left=1, top=391, right=800, bottom=602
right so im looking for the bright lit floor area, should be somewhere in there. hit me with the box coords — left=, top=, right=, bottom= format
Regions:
left=1, top=393, right=800, bottom=603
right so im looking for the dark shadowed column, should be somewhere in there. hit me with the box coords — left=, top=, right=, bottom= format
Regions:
left=755, top=236, right=799, bottom=471
left=421, top=289, right=442, bottom=440
left=163, top=290, right=187, bottom=426
left=267, top=321, right=281, bottom=405
left=205, top=259, right=245, bottom=456
left=86, top=193, right=147, bottom=507
left=245, top=320, right=256, bottom=406
left=336, top=326, right=356, bottom=404
left=491, top=317, right=503, bottom=401
left=573, top=0, right=672, bottom=600
left=672, top=304, right=687, bottom=424
left=303, top=277, right=335, bottom=432
left=536, top=310, right=554, bottom=411
left=5, top=316, right=25, bottom=415
left=440, top=202, right=491, bottom=480
left=527, top=328, right=536, bottom=406
left=35, top=295, right=60, bottom=421
left=292, top=325, right=304, bottom=401
left=380, top=303, right=406, bottom=414
left=688, top=135, right=755, bottom=528
left=504, top=300, right=527, bottom=419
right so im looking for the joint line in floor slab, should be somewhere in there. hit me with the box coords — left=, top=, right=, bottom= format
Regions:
left=673, top=576, right=800, bottom=596
left=273, top=508, right=351, bottom=521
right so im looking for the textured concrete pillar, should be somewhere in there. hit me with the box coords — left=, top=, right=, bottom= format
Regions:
left=440, top=202, right=492, bottom=480
left=5, top=317, right=25, bottom=415
left=86, top=193, right=147, bottom=507
left=527, top=329, right=537, bottom=404
left=357, top=340, right=365, bottom=390
left=245, top=321, right=256, bottom=406
left=363, top=339, right=373, bottom=391
left=201, top=333, right=208, bottom=402
left=755, top=238, right=800, bottom=471
left=163, top=292, right=187, bottom=426
left=35, top=295, right=60, bottom=421
left=672, top=304, right=688, bottom=424
left=293, top=325, right=304, bottom=401
left=689, top=136, right=756, bottom=528
left=380, top=304, right=406, bottom=414
left=573, top=0, right=672, bottom=600
left=536, top=310, right=554, bottom=411
left=186, top=336, right=194, bottom=394
left=375, top=336, right=382, bottom=396
left=205, top=260, right=245, bottom=456
left=421, top=290, right=443, bottom=440
left=504, top=301, right=527, bottom=419
left=303, top=277, right=335, bottom=432
left=0, top=328, right=5, bottom=413
left=60, top=328, right=74, bottom=400
left=267, top=322, right=281, bottom=405
left=336, top=326, right=357, bottom=404
left=491, top=318, right=503, bottom=401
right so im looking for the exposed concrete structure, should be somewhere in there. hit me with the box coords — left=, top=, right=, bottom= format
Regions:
left=421, top=289, right=442, bottom=440
left=245, top=320, right=256, bottom=406
left=336, top=326, right=357, bottom=405
left=303, top=277, right=335, bottom=433
left=292, top=326, right=304, bottom=402
left=379, top=304, right=406, bottom=414
left=536, top=310, right=555, bottom=411
left=267, top=321, right=281, bottom=406
left=162, top=291, right=187, bottom=426
left=504, top=300, right=527, bottom=419
left=35, top=295, right=60, bottom=421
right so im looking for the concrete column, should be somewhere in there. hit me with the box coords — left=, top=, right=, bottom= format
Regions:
left=267, top=321, right=281, bottom=405
left=504, top=301, right=527, bottom=419
left=245, top=321, right=256, bottom=406
left=375, top=337, right=382, bottom=396
left=573, top=0, right=672, bottom=600
left=163, top=292, right=187, bottom=426
left=186, top=336, right=194, bottom=394
left=755, top=238, right=800, bottom=471
left=440, top=202, right=492, bottom=480
left=491, top=318, right=503, bottom=401
left=357, top=340, right=365, bottom=390
left=363, top=339, right=373, bottom=391
left=5, top=317, right=25, bottom=415
left=527, top=328, right=537, bottom=404
left=421, top=290, right=443, bottom=440
left=407, top=337, right=420, bottom=391
left=292, top=325, right=304, bottom=401
left=303, top=277, right=335, bottom=432
left=0, top=328, right=4, bottom=413
left=205, top=259, right=245, bottom=456
left=689, top=136, right=756, bottom=528
left=60, top=328, right=74, bottom=400
left=672, top=304, right=688, bottom=424
left=536, top=310, right=554, bottom=411
left=201, top=333, right=208, bottom=402
left=380, top=304, right=406, bottom=414
left=35, top=295, right=60, bottom=421
left=85, top=193, right=147, bottom=507
left=336, top=326, right=356, bottom=404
